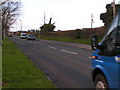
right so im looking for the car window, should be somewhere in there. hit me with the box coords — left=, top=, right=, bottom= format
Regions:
left=22, top=34, right=26, bottom=36
left=28, top=34, right=34, bottom=37
left=106, top=29, right=117, bottom=51
left=31, top=35, right=34, bottom=37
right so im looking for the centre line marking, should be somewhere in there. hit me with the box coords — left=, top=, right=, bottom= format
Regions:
left=61, top=50, right=78, bottom=55
left=48, top=46, right=56, bottom=49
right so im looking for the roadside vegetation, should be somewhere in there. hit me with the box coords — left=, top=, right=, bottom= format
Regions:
left=2, top=38, right=56, bottom=88
left=2, top=0, right=21, bottom=39
left=35, top=16, right=105, bottom=45
left=37, top=26, right=105, bottom=45
left=39, top=36, right=91, bottom=45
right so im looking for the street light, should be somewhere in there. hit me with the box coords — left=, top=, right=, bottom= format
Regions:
left=19, top=19, right=22, bottom=31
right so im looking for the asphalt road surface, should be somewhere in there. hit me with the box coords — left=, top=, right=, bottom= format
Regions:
left=10, top=36, right=94, bottom=88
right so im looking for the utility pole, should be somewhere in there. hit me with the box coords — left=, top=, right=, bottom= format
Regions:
left=112, top=0, right=116, bottom=18
left=44, top=12, right=46, bottom=24
left=19, top=19, right=22, bottom=31
left=17, top=19, right=22, bottom=31
left=91, top=14, right=94, bottom=28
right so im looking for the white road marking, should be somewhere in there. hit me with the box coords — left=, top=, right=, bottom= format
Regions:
left=46, top=76, right=52, bottom=81
left=61, top=50, right=78, bottom=55
left=48, top=46, right=56, bottom=49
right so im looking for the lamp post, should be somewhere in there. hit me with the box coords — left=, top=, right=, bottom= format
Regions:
left=18, top=19, right=22, bottom=31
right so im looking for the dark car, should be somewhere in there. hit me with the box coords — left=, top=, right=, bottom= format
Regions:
left=27, top=34, right=35, bottom=40
left=8, top=34, right=12, bottom=37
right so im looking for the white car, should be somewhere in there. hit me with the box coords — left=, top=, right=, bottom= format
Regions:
left=20, top=33, right=27, bottom=39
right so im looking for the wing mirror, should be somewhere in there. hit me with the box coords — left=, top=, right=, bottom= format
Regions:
left=91, top=34, right=98, bottom=50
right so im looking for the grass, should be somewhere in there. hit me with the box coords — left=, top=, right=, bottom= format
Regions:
left=38, top=36, right=91, bottom=45
left=2, top=38, right=56, bottom=88
left=38, top=36, right=103, bottom=45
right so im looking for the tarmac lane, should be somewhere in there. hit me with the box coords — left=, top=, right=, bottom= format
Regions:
left=10, top=36, right=94, bottom=88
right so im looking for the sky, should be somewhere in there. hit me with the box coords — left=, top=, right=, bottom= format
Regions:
left=11, top=0, right=120, bottom=31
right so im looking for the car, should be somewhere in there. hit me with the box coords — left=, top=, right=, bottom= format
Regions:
left=8, top=34, right=12, bottom=37
left=91, top=11, right=120, bottom=89
left=20, top=33, right=27, bottom=39
left=27, top=34, right=35, bottom=40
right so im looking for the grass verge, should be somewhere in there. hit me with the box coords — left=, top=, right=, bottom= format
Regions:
left=39, top=37, right=91, bottom=45
left=2, top=38, right=56, bottom=88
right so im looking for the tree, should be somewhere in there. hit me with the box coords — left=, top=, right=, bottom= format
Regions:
left=74, top=29, right=81, bottom=39
left=100, top=4, right=120, bottom=28
left=1, top=0, right=21, bottom=39
left=40, top=17, right=56, bottom=36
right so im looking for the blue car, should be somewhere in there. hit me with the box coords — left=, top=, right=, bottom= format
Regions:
left=91, top=11, right=120, bottom=89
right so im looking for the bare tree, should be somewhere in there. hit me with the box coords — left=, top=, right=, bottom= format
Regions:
left=1, top=0, right=22, bottom=39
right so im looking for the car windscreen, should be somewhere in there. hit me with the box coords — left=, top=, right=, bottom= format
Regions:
left=107, top=14, right=119, bottom=36
left=28, top=34, right=34, bottom=37
left=22, top=34, right=26, bottom=36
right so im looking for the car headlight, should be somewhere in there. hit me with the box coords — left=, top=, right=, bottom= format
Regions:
left=115, top=56, right=120, bottom=63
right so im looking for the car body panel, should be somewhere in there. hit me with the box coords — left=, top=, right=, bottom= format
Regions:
left=92, top=49, right=120, bottom=88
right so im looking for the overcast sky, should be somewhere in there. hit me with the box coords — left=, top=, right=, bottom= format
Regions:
left=11, top=0, right=120, bottom=31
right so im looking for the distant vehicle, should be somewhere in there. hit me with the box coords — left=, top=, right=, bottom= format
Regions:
left=8, top=34, right=12, bottom=37
left=8, top=32, right=13, bottom=37
left=20, top=33, right=27, bottom=39
left=91, top=11, right=120, bottom=89
left=27, top=34, right=35, bottom=40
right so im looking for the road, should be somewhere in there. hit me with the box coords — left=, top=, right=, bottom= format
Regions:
left=10, top=36, right=94, bottom=88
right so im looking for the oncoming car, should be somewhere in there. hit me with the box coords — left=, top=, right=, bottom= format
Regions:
left=20, top=33, right=27, bottom=39
left=27, top=34, right=35, bottom=40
